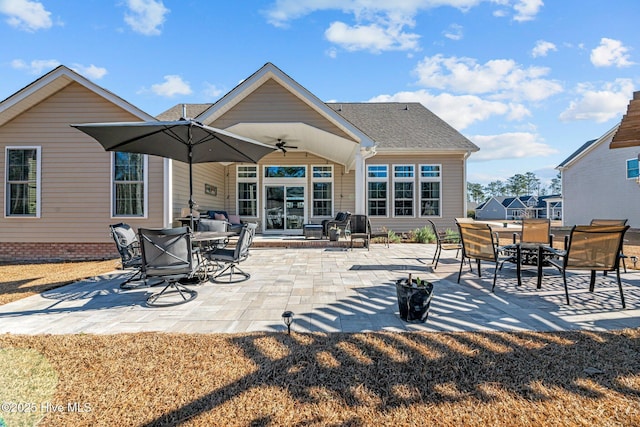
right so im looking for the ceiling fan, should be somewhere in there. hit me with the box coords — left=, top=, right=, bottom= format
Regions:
left=275, top=138, right=298, bottom=154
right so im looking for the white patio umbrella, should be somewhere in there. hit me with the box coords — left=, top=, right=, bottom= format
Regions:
left=71, top=119, right=277, bottom=229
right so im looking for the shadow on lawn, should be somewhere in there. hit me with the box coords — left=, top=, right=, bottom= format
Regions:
left=140, top=329, right=640, bottom=426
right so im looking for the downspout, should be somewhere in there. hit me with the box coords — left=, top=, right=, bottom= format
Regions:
left=462, top=150, right=471, bottom=218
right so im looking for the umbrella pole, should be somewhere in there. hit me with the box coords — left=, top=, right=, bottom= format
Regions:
left=188, top=126, right=195, bottom=232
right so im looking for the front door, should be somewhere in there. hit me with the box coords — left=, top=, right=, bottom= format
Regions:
left=264, top=185, right=305, bottom=234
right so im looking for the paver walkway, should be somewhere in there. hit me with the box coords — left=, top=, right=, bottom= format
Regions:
left=1, top=244, right=639, bottom=334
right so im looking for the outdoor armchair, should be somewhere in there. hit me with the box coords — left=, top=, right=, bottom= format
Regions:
left=204, top=222, right=257, bottom=283
left=428, top=219, right=461, bottom=269
left=457, top=221, right=512, bottom=292
left=109, top=223, right=144, bottom=288
left=348, top=214, right=371, bottom=250
left=322, top=211, right=351, bottom=238
left=138, top=226, right=198, bottom=307
left=542, top=224, right=629, bottom=308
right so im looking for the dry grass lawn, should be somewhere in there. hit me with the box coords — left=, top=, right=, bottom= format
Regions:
left=1, top=241, right=639, bottom=426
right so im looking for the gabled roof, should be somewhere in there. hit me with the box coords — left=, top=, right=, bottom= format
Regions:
left=0, top=65, right=155, bottom=126
left=327, top=102, right=479, bottom=152
left=557, top=125, right=619, bottom=170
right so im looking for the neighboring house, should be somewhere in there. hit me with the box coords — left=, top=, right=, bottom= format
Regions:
left=475, top=195, right=561, bottom=220
left=557, top=124, right=640, bottom=228
left=0, top=62, right=479, bottom=261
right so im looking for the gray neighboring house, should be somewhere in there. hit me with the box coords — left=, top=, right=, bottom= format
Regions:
left=557, top=124, right=640, bottom=228
left=475, top=195, right=561, bottom=220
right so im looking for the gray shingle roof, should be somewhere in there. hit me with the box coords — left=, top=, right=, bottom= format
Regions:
left=327, top=102, right=478, bottom=152
left=156, top=104, right=211, bottom=121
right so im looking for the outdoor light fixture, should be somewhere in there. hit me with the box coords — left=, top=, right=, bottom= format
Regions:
left=631, top=256, right=638, bottom=269
left=281, top=311, right=294, bottom=335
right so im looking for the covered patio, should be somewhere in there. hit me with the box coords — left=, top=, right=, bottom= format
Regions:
left=1, top=243, right=639, bottom=335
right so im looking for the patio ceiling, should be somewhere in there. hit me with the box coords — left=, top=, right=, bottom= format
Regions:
left=225, top=122, right=360, bottom=169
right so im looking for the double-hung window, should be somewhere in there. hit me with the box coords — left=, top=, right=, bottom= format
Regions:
left=113, top=152, right=146, bottom=217
left=312, top=165, right=332, bottom=217
left=5, top=146, right=40, bottom=217
left=419, top=164, right=441, bottom=216
left=393, top=165, right=414, bottom=217
left=367, top=165, right=388, bottom=217
left=237, top=165, right=258, bottom=216
left=626, top=158, right=639, bottom=180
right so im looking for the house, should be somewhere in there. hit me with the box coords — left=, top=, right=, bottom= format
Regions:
left=0, top=62, right=478, bottom=261
left=475, top=195, right=561, bottom=220
left=557, top=123, right=640, bottom=228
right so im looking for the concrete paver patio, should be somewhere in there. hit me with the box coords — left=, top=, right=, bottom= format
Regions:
left=1, top=243, right=640, bottom=334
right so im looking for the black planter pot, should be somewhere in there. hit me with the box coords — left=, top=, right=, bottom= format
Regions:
left=396, top=278, right=434, bottom=323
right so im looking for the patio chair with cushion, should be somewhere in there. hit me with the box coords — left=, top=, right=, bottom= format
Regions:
left=428, top=219, right=461, bottom=269
left=457, top=221, right=512, bottom=292
left=542, top=224, right=630, bottom=308
left=109, top=223, right=144, bottom=288
left=138, top=226, right=198, bottom=307
left=205, top=222, right=257, bottom=283
left=207, top=210, right=244, bottom=233
left=322, top=211, right=351, bottom=238
left=348, top=214, right=371, bottom=250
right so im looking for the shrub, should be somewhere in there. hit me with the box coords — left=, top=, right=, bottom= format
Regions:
left=413, top=225, right=436, bottom=243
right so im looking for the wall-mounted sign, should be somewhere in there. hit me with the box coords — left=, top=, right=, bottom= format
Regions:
left=204, top=184, right=217, bottom=196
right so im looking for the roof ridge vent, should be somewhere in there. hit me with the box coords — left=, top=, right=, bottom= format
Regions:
left=404, top=104, right=409, bottom=110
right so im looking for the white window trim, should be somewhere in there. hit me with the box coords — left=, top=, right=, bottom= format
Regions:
left=392, top=164, right=415, bottom=218
left=311, top=165, right=334, bottom=218
left=237, top=165, right=259, bottom=218
left=366, top=164, right=389, bottom=218
left=4, top=146, right=41, bottom=218
left=110, top=152, right=148, bottom=219
left=419, top=163, right=442, bottom=218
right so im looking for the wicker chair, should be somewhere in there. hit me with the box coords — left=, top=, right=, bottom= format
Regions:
left=348, top=214, right=371, bottom=250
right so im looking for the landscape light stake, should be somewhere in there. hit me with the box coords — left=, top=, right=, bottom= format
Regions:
left=281, top=311, right=294, bottom=335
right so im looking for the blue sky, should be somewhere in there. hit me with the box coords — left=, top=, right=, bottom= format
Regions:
left=1, top=0, right=639, bottom=188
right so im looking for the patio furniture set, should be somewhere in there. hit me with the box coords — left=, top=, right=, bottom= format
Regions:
left=304, top=211, right=390, bottom=249
left=454, top=218, right=630, bottom=308
left=110, top=219, right=256, bottom=307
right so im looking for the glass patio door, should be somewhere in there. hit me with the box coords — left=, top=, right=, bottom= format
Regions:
left=264, top=185, right=305, bottom=233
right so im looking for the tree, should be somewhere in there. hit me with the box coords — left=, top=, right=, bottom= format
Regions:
left=550, top=172, right=561, bottom=194
left=524, top=172, right=541, bottom=195
left=485, top=180, right=505, bottom=197
left=467, top=183, right=485, bottom=203
left=506, top=174, right=528, bottom=196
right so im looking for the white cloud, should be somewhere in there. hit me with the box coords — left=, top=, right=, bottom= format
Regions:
left=468, top=132, right=557, bottom=162
left=71, top=64, right=108, bottom=80
left=531, top=40, right=556, bottom=58
left=443, top=23, right=463, bottom=41
left=11, top=58, right=59, bottom=74
left=202, top=82, right=223, bottom=99
left=414, top=54, right=563, bottom=101
left=0, top=0, right=52, bottom=31
left=150, top=75, right=192, bottom=97
left=512, top=0, right=543, bottom=22
left=264, top=1, right=542, bottom=52
left=369, top=90, right=525, bottom=130
left=590, top=38, right=634, bottom=68
left=559, top=79, right=634, bottom=123
left=123, top=0, right=169, bottom=36
left=325, top=21, right=420, bottom=53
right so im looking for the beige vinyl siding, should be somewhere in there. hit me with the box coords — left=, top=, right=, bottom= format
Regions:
left=366, top=154, right=465, bottom=233
left=212, top=80, right=352, bottom=140
left=0, top=82, right=164, bottom=243
left=172, top=160, right=226, bottom=218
